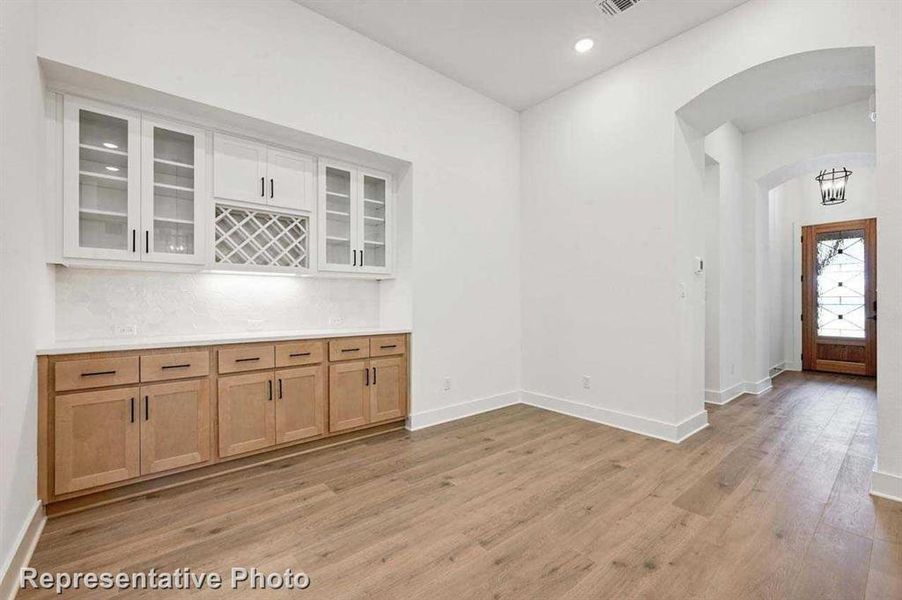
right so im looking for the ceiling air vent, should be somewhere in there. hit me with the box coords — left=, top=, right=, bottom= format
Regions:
left=595, top=0, right=642, bottom=18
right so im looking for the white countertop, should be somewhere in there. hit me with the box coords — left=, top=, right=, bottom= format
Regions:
left=37, top=327, right=412, bottom=355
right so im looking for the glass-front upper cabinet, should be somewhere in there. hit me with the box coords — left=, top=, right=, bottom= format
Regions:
left=63, top=97, right=141, bottom=260
left=141, top=117, right=206, bottom=264
left=318, top=161, right=392, bottom=275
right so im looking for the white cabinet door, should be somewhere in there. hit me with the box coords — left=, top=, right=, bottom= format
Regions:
left=63, top=96, right=141, bottom=261
left=266, top=148, right=314, bottom=212
left=318, top=161, right=359, bottom=272
left=141, top=117, right=207, bottom=264
left=213, top=133, right=267, bottom=204
left=357, top=168, right=392, bottom=274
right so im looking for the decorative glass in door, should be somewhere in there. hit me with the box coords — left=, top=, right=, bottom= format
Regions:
left=816, top=229, right=866, bottom=338
left=324, top=166, right=354, bottom=266
left=77, top=110, right=130, bottom=251
left=151, top=127, right=195, bottom=256
left=361, top=174, right=387, bottom=269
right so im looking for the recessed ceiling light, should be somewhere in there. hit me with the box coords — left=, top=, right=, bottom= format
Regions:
left=574, top=38, right=594, bottom=53
left=105, top=166, right=120, bottom=172
left=102, top=142, right=118, bottom=149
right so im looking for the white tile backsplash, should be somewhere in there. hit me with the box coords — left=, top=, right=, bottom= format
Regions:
left=55, top=268, right=380, bottom=341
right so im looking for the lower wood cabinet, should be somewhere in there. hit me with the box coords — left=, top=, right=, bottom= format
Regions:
left=329, top=356, right=408, bottom=432
left=217, top=371, right=275, bottom=457
left=140, top=379, right=210, bottom=474
left=276, top=365, right=325, bottom=444
left=54, top=379, right=210, bottom=494
left=55, top=387, right=141, bottom=494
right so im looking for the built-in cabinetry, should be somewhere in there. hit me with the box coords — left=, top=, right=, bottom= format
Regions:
left=319, top=161, right=393, bottom=274
left=63, top=96, right=207, bottom=264
left=213, top=133, right=315, bottom=212
left=54, top=94, right=396, bottom=277
left=38, top=333, right=408, bottom=509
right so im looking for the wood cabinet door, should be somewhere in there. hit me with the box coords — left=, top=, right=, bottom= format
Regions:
left=213, top=133, right=267, bottom=204
left=218, top=372, right=275, bottom=457
left=266, top=147, right=314, bottom=212
left=369, top=356, right=407, bottom=423
left=54, top=387, right=140, bottom=494
left=329, top=361, right=370, bottom=432
left=275, top=366, right=325, bottom=444
left=140, top=379, right=211, bottom=475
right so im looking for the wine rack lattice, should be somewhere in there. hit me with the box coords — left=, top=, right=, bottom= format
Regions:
left=214, top=205, right=309, bottom=269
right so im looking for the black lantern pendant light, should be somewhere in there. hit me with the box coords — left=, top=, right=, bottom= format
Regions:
left=815, top=167, right=852, bottom=206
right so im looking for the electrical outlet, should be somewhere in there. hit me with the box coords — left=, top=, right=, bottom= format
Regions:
left=582, top=375, right=591, bottom=390
left=443, top=377, right=451, bottom=391
left=115, top=325, right=137, bottom=336
left=247, top=319, right=264, bottom=331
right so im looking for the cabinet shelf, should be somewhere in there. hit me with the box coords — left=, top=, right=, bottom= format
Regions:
left=80, top=170, right=127, bottom=183
left=154, top=216, right=195, bottom=225
left=154, top=182, right=194, bottom=193
left=154, top=157, right=194, bottom=170
left=364, top=198, right=385, bottom=206
left=80, top=208, right=128, bottom=220
left=364, top=216, right=385, bottom=223
left=364, top=240, right=385, bottom=246
left=327, top=191, right=351, bottom=199
left=79, top=143, right=127, bottom=157
left=326, top=210, right=350, bottom=218
left=326, top=236, right=350, bottom=243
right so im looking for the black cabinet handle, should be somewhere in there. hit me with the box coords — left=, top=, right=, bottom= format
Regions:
left=132, top=229, right=136, bottom=253
left=130, top=397, right=135, bottom=423
left=353, top=249, right=357, bottom=266
left=81, top=370, right=116, bottom=377
left=235, top=357, right=260, bottom=362
left=289, top=352, right=311, bottom=357
left=145, top=230, right=149, bottom=253
left=261, top=176, right=265, bottom=197
left=270, top=178, right=274, bottom=199
left=278, top=378, right=283, bottom=399
left=161, top=363, right=190, bottom=370
left=268, top=379, right=273, bottom=401
left=373, top=367, right=377, bottom=385
left=380, top=344, right=397, bottom=349
left=361, top=249, right=364, bottom=267
left=144, top=395, right=149, bottom=421
left=341, top=348, right=360, bottom=353
left=365, top=367, right=370, bottom=386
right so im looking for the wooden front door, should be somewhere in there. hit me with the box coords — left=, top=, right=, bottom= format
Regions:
left=802, top=218, right=876, bottom=376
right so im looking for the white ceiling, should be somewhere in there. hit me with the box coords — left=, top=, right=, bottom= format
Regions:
left=296, top=0, right=750, bottom=111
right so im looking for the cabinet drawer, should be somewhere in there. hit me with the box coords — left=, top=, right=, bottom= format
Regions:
left=141, top=351, right=210, bottom=382
left=370, top=335, right=406, bottom=357
left=218, top=345, right=275, bottom=374
left=328, top=337, right=370, bottom=362
left=276, top=340, right=324, bottom=367
left=55, top=357, right=140, bottom=392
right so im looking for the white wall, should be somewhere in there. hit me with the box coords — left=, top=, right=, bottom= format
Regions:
left=768, top=165, right=877, bottom=370
left=54, top=269, right=381, bottom=341
left=703, top=123, right=744, bottom=401
left=0, top=0, right=55, bottom=581
left=34, top=0, right=523, bottom=425
left=521, top=0, right=902, bottom=485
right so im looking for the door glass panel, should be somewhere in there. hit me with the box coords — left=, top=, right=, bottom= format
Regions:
left=152, top=127, right=195, bottom=255
left=78, top=110, right=129, bottom=250
left=325, top=167, right=352, bottom=265
left=362, top=175, right=386, bottom=268
left=816, top=229, right=865, bottom=338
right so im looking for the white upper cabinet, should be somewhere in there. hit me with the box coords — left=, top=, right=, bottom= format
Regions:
left=63, top=96, right=141, bottom=261
left=213, top=133, right=315, bottom=212
left=319, top=161, right=392, bottom=275
left=141, top=117, right=207, bottom=264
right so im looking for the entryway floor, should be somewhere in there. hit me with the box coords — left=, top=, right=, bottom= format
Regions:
left=21, top=371, right=902, bottom=598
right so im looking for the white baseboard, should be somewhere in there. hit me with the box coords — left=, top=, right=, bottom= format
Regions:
left=705, top=382, right=745, bottom=406
left=406, top=390, right=521, bottom=431
left=871, top=467, right=902, bottom=503
left=744, top=377, right=773, bottom=395
left=0, top=501, right=45, bottom=600
left=521, top=391, right=708, bottom=444
left=783, top=361, right=802, bottom=372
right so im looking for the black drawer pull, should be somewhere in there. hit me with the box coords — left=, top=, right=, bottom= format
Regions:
left=161, top=363, right=191, bottom=370
left=235, top=357, right=260, bottom=362
left=268, top=380, right=273, bottom=401
left=373, top=367, right=377, bottom=385
left=144, top=395, right=150, bottom=420
left=341, top=348, right=360, bottom=353
left=289, top=352, right=311, bottom=357
left=81, top=370, right=116, bottom=377
left=380, top=344, right=397, bottom=349
left=130, top=397, right=135, bottom=423
left=365, top=367, right=370, bottom=386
